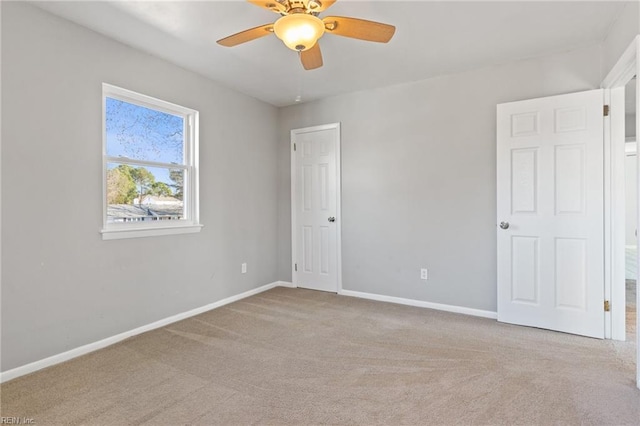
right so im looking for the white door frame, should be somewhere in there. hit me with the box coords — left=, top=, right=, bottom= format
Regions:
left=290, top=123, right=343, bottom=291
left=600, top=35, right=639, bottom=388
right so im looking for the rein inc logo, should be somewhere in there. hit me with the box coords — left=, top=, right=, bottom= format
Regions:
left=1, top=418, right=35, bottom=425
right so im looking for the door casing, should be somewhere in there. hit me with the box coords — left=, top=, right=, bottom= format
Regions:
left=601, top=35, right=640, bottom=342
left=290, top=123, right=342, bottom=292
left=600, top=34, right=639, bottom=389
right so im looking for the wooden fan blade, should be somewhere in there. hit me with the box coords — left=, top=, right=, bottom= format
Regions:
left=217, top=24, right=274, bottom=47
left=247, top=0, right=287, bottom=14
left=300, top=43, right=323, bottom=70
left=323, top=16, right=395, bottom=43
left=307, top=0, right=337, bottom=12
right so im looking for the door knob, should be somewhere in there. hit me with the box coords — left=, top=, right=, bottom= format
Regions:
left=328, top=217, right=336, bottom=222
left=499, top=221, right=509, bottom=230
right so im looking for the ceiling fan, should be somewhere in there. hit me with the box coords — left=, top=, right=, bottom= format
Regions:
left=216, top=0, right=396, bottom=70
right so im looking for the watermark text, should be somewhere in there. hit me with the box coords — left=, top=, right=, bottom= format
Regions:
left=1, top=417, right=35, bottom=425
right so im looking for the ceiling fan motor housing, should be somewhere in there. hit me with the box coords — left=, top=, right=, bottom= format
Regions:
left=284, top=1, right=323, bottom=14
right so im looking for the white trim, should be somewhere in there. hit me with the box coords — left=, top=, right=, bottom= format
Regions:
left=0, top=281, right=290, bottom=383
left=603, top=87, right=613, bottom=339
left=100, top=223, right=203, bottom=240
left=335, top=124, right=343, bottom=294
left=104, top=156, right=189, bottom=170
left=609, top=87, right=627, bottom=340
left=339, top=289, right=498, bottom=320
left=102, top=83, right=198, bottom=117
left=290, top=132, right=297, bottom=285
left=0, top=2, right=3, bottom=391
left=101, top=83, right=201, bottom=239
left=600, top=34, right=640, bottom=389
left=290, top=123, right=342, bottom=292
left=601, top=36, right=639, bottom=342
left=601, top=36, right=638, bottom=89
left=636, top=35, right=640, bottom=390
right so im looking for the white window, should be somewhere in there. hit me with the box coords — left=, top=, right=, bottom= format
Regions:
left=101, top=84, right=201, bottom=240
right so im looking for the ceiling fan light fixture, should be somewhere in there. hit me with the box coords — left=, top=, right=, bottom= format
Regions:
left=273, top=14, right=325, bottom=51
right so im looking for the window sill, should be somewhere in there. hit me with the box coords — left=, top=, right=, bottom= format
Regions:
left=100, top=224, right=203, bottom=240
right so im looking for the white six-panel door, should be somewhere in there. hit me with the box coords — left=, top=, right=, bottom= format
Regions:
left=497, top=89, right=605, bottom=338
left=292, top=124, right=341, bottom=293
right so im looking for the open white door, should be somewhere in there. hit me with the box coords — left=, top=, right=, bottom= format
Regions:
left=291, top=123, right=341, bottom=293
left=497, top=89, right=605, bottom=338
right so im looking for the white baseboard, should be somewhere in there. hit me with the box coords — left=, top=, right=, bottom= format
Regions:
left=339, top=289, right=498, bottom=320
left=275, top=281, right=296, bottom=288
left=0, top=281, right=289, bottom=383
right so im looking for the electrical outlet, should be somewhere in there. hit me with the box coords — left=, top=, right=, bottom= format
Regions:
left=241, top=263, right=247, bottom=274
left=420, top=268, right=428, bottom=280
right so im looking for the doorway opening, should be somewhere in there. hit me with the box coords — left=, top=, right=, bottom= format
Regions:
left=601, top=35, right=639, bottom=388
left=624, top=77, right=637, bottom=342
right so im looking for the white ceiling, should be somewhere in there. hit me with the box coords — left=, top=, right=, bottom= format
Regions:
left=34, top=1, right=629, bottom=107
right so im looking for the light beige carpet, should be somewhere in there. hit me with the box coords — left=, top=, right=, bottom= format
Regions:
left=1, top=287, right=639, bottom=425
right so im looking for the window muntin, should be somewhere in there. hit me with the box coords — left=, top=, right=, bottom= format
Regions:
left=102, top=84, right=200, bottom=239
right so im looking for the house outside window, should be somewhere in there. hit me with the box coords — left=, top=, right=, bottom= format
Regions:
left=101, top=84, right=201, bottom=240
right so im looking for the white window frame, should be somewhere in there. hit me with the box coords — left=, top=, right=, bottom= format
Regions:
left=100, top=83, right=202, bottom=240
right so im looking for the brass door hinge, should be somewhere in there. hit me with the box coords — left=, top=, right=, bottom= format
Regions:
left=604, top=300, right=610, bottom=312
left=604, top=105, right=610, bottom=117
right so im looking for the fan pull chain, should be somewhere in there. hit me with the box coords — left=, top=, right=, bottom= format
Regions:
left=295, top=52, right=304, bottom=102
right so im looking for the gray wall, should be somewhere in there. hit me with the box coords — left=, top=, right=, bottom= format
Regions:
left=627, top=113, right=636, bottom=138
left=1, top=2, right=279, bottom=371
left=277, top=45, right=602, bottom=312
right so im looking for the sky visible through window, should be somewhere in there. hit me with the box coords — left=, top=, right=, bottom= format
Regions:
left=105, top=97, right=185, bottom=211
left=106, top=97, right=184, bottom=185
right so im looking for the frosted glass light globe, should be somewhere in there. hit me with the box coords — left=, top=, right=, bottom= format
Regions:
left=273, top=14, right=325, bottom=51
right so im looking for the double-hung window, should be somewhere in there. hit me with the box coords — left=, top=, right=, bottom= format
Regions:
left=101, top=84, right=201, bottom=240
